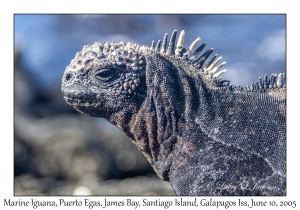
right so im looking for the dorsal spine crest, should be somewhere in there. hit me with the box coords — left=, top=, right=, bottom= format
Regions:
left=150, top=30, right=286, bottom=90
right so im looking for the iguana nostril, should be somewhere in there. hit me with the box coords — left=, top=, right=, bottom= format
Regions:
left=65, top=73, right=72, bottom=81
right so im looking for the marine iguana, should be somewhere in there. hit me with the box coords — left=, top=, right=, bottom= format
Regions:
left=61, top=30, right=286, bottom=196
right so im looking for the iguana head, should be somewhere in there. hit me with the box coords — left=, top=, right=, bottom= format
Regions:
left=61, top=41, right=148, bottom=118
left=61, top=30, right=231, bottom=119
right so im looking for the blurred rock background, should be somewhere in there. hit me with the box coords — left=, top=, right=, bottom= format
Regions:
left=14, top=14, right=285, bottom=195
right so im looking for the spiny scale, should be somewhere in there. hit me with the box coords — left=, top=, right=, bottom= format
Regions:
left=248, top=73, right=286, bottom=90
left=152, top=29, right=226, bottom=83
left=151, top=29, right=286, bottom=90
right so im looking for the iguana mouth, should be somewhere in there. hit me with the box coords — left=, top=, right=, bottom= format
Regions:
left=63, top=96, right=100, bottom=107
left=62, top=89, right=100, bottom=107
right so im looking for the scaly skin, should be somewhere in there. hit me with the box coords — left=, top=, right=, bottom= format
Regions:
left=61, top=30, right=286, bottom=195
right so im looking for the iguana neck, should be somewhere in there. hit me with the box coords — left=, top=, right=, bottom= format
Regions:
left=107, top=52, right=286, bottom=180
left=108, top=54, right=203, bottom=180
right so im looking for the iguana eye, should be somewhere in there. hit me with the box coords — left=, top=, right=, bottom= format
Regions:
left=95, top=69, right=113, bottom=80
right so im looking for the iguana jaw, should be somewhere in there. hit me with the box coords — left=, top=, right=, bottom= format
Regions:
left=63, top=96, right=99, bottom=107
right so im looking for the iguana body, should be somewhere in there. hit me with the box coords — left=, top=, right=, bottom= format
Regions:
left=61, top=30, right=286, bottom=195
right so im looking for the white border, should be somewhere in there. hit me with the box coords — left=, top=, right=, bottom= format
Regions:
left=1, top=0, right=299, bottom=209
